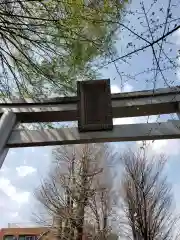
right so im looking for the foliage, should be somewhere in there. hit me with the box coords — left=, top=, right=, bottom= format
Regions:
left=0, top=0, right=128, bottom=99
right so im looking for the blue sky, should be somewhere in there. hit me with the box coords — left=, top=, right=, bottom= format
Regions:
left=1, top=0, right=180, bottom=229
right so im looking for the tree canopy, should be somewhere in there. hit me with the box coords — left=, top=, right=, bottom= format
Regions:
left=0, top=0, right=128, bottom=99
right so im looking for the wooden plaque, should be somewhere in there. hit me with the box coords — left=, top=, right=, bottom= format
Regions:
left=77, top=79, right=113, bottom=132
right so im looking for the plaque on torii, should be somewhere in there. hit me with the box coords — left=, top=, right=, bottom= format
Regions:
left=77, top=79, right=113, bottom=132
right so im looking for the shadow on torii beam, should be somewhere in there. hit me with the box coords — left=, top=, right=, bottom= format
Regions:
left=6, top=121, right=180, bottom=148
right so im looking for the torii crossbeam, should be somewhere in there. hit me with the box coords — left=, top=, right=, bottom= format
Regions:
left=1, top=79, right=180, bottom=168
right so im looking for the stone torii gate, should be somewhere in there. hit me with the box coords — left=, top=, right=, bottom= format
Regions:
left=1, top=79, right=180, bottom=169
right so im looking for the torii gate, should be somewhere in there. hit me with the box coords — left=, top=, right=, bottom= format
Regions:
left=0, top=79, right=180, bottom=169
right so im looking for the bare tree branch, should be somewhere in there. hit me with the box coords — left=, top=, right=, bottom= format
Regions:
left=34, top=144, right=119, bottom=240
left=119, top=148, right=179, bottom=240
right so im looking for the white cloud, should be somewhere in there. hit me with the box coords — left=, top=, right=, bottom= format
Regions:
left=0, top=165, right=9, bottom=173
left=123, top=83, right=133, bottom=92
left=0, top=177, right=30, bottom=203
left=31, top=147, right=35, bottom=153
left=113, top=117, right=135, bottom=125
left=113, top=113, right=159, bottom=126
left=136, top=139, right=180, bottom=156
left=16, top=166, right=37, bottom=177
left=11, top=212, right=19, bottom=218
left=8, top=150, right=16, bottom=156
left=111, top=85, right=121, bottom=93
left=111, top=83, right=133, bottom=94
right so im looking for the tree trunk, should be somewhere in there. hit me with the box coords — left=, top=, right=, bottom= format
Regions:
left=76, top=155, right=89, bottom=240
